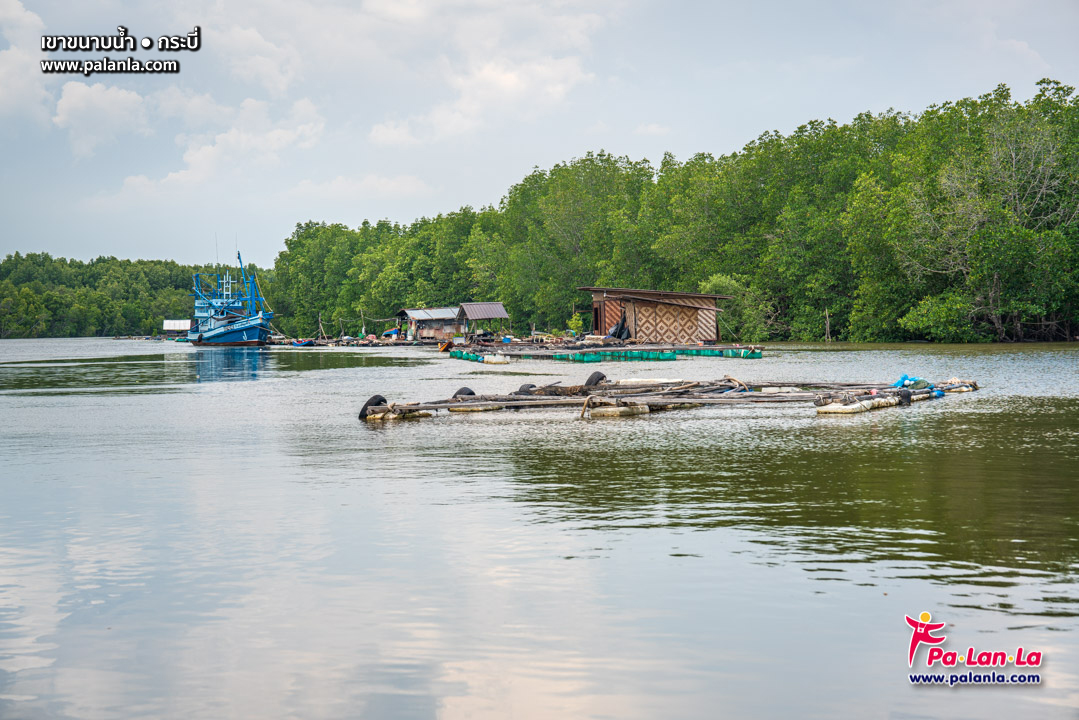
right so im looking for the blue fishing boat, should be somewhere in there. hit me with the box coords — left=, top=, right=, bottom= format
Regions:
left=188, top=252, right=273, bottom=346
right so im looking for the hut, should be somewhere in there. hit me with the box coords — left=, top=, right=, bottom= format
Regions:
left=578, top=287, right=732, bottom=344
left=457, top=302, right=510, bottom=335
left=162, top=319, right=192, bottom=337
left=395, top=307, right=462, bottom=341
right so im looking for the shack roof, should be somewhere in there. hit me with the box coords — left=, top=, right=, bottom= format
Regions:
left=578, top=286, right=733, bottom=300
left=395, top=307, right=459, bottom=321
left=457, top=302, right=509, bottom=321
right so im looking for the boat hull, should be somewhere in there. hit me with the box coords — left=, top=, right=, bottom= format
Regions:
left=191, top=339, right=265, bottom=347
left=188, top=316, right=270, bottom=346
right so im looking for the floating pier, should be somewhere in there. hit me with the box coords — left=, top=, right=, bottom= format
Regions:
left=448, top=344, right=764, bottom=363
left=358, top=373, right=979, bottom=421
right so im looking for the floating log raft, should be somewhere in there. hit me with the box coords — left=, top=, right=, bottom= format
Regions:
left=357, top=373, right=979, bottom=421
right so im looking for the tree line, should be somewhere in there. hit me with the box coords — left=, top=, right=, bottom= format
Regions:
left=3, top=80, right=1077, bottom=342
left=0, top=255, right=257, bottom=338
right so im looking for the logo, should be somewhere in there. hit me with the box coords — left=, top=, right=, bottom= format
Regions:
left=905, top=611, right=946, bottom=667
left=904, top=611, right=1043, bottom=669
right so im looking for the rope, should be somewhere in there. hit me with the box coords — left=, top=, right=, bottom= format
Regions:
left=723, top=375, right=750, bottom=391
left=716, top=312, right=739, bottom=342
left=254, top=273, right=273, bottom=313
left=268, top=321, right=295, bottom=341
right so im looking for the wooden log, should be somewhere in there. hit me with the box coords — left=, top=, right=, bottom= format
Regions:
left=448, top=405, right=505, bottom=412
left=648, top=402, right=703, bottom=412
left=363, top=397, right=590, bottom=414
left=364, top=411, right=433, bottom=421
left=590, top=404, right=650, bottom=418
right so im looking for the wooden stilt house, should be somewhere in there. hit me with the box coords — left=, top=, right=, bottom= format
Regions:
left=395, top=307, right=462, bottom=341
left=578, top=287, right=732, bottom=343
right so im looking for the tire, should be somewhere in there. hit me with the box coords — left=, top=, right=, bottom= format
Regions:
left=453, top=387, right=475, bottom=397
left=584, top=371, right=606, bottom=387
left=517, top=383, right=536, bottom=394
left=359, top=394, right=388, bottom=419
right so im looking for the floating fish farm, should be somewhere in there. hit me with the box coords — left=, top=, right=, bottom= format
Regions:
left=358, top=373, right=979, bottom=421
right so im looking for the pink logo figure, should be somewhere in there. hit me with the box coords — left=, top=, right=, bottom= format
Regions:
left=906, top=611, right=947, bottom=667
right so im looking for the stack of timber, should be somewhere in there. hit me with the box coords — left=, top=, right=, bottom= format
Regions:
left=357, top=373, right=979, bottom=421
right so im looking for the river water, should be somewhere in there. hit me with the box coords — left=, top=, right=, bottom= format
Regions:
left=1, top=338, right=1077, bottom=719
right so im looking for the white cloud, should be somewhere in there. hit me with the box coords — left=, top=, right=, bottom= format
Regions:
left=0, top=0, right=43, bottom=50
left=52, top=82, right=150, bottom=157
left=132, top=1, right=608, bottom=147
left=354, top=1, right=608, bottom=145
left=368, top=120, right=419, bottom=146
left=370, top=56, right=592, bottom=145
left=218, top=26, right=301, bottom=95
left=285, top=174, right=433, bottom=200
left=996, top=38, right=1049, bottom=70
left=361, top=0, right=430, bottom=23
left=90, top=97, right=324, bottom=206
left=0, top=0, right=50, bottom=121
left=916, top=3, right=1051, bottom=73
left=980, top=24, right=1051, bottom=72
left=150, top=87, right=236, bottom=128
left=634, top=122, right=669, bottom=136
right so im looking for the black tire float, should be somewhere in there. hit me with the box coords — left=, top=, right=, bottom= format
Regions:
left=359, top=394, right=388, bottom=419
left=453, top=387, right=475, bottom=397
left=584, top=371, right=606, bottom=387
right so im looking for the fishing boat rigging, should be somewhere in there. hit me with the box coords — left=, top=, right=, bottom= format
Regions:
left=188, top=251, right=273, bottom=346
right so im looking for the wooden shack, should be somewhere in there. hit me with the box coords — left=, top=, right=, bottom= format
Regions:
left=457, top=302, right=510, bottom=335
left=578, top=287, right=732, bottom=343
left=395, top=307, right=462, bottom=340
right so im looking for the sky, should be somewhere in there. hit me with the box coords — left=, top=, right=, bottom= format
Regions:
left=1, top=0, right=1077, bottom=268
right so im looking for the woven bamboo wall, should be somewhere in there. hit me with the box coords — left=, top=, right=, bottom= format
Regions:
left=601, top=301, right=622, bottom=334
left=697, top=308, right=717, bottom=342
left=590, top=294, right=718, bottom=343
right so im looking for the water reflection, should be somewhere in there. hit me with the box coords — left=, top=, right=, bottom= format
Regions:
left=0, top=352, right=198, bottom=393
left=193, top=347, right=266, bottom=382
left=2, top=340, right=1078, bottom=719
left=490, top=397, right=1079, bottom=619
left=0, top=348, right=427, bottom=393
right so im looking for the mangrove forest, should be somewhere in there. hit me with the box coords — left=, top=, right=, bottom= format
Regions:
left=2, top=80, right=1077, bottom=342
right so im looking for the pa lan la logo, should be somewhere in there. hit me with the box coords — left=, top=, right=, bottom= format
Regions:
left=905, top=611, right=1042, bottom=668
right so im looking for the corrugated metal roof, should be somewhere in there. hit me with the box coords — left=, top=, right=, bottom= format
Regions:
left=163, top=319, right=192, bottom=331
left=458, top=302, right=509, bottom=320
left=399, top=307, right=459, bottom=321
left=578, top=286, right=733, bottom=300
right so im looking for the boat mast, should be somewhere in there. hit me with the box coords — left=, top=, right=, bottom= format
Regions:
left=236, top=251, right=259, bottom=316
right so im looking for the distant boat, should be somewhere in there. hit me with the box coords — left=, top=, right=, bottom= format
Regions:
left=292, top=339, right=314, bottom=347
left=188, top=251, right=273, bottom=346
